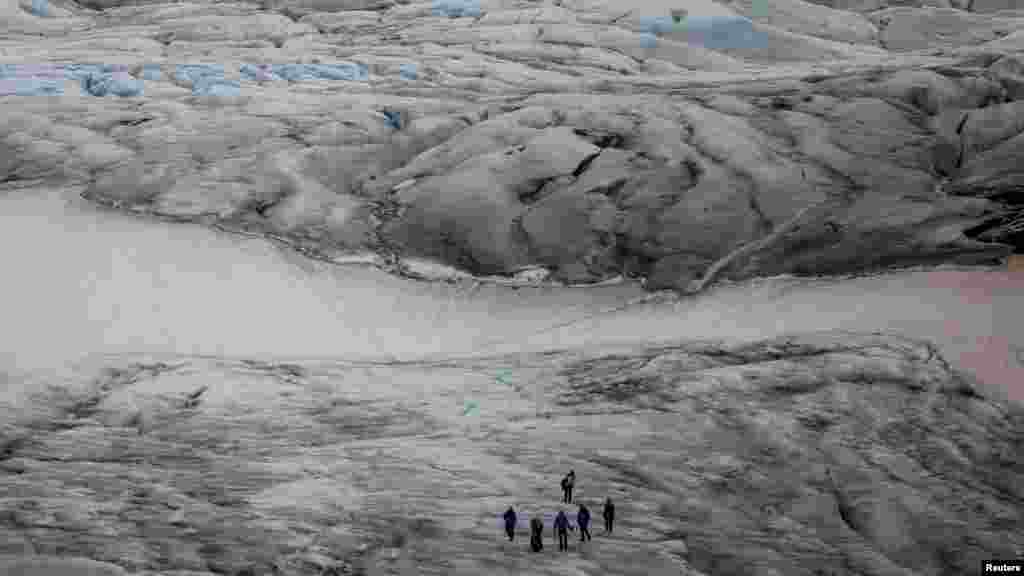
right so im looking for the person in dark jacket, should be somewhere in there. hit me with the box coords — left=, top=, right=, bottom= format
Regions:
left=577, top=503, right=591, bottom=542
left=530, top=517, right=544, bottom=552
left=560, top=470, right=575, bottom=503
left=503, top=506, right=517, bottom=541
left=554, top=509, right=572, bottom=551
left=603, top=497, right=615, bottom=533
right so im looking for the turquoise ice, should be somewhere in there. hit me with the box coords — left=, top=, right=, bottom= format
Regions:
left=495, top=370, right=514, bottom=385
left=749, top=0, right=770, bottom=19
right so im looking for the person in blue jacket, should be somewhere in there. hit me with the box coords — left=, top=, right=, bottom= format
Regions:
left=554, top=509, right=573, bottom=551
left=503, top=506, right=517, bottom=541
left=577, top=503, right=592, bottom=542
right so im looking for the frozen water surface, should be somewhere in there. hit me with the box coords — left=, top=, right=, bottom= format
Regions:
left=0, top=185, right=1020, bottom=404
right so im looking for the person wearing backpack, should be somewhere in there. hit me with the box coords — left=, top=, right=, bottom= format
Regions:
left=576, top=503, right=592, bottom=542
left=560, top=470, right=575, bottom=503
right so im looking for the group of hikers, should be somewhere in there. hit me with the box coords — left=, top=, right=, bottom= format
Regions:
left=502, top=470, right=617, bottom=553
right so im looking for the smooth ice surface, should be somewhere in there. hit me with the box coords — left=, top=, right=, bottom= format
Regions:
left=0, top=186, right=1020, bottom=404
left=0, top=187, right=648, bottom=371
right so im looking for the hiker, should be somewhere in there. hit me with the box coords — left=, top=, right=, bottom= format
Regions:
left=561, top=470, right=575, bottom=503
left=603, top=497, right=615, bottom=533
left=577, top=503, right=592, bottom=542
left=503, top=506, right=517, bottom=541
left=530, top=517, right=544, bottom=552
left=554, top=509, right=572, bottom=551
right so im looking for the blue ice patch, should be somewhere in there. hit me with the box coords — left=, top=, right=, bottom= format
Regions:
left=0, top=77, right=64, bottom=96
left=60, top=62, right=103, bottom=79
left=60, top=62, right=102, bottom=92
left=399, top=63, right=418, bottom=80
left=306, top=62, right=369, bottom=81
left=640, top=32, right=659, bottom=49
left=175, top=63, right=225, bottom=86
left=88, top=73, right=143, bottom=96
left=381, top=109, right=403, bottom=130
left=641, top=15, right=676, bottom=36
left=259, top=62, right=369, bottom=83
left=63, top=64, right=142, bottom=97
left=174, top=64, right=239, bottom=96
left=432, top=0, right=481, bottom=19
left=0, top=63, right=63, bottom=79
left=28, top=0, right=49, bottom=17
left=141, top=64, right=162, bottom=81
left=239, top=63, right=279, bottom=82
left=270, top=63, right=308, bottom=82
left=83, top=72, right=143, bottom=97
left=677, top=16, right=769, bottom=51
